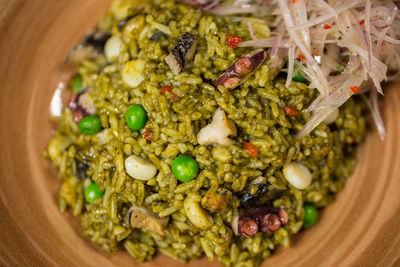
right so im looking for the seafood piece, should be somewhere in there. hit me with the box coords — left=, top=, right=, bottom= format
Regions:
left=213, top=49, right=267, bottom=89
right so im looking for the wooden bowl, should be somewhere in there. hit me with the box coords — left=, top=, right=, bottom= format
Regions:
left=1, top=0, right=400, bottom=266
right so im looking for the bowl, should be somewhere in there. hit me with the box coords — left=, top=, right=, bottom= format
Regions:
left=1, top=0, right=400, bottom=266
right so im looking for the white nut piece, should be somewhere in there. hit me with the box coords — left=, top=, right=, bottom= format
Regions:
left=197, top=108, right=237, bottom=146
left=184, top=197, right=213, bottom=230
left=323, top=108, right=339, bottom=125
left=125, top=154, right=157, bottom=181
left=122, top=59, right=146, bottom=88
left=283, top=162, right=312, bottom=190
left=105, top=36, right=124, bottom=62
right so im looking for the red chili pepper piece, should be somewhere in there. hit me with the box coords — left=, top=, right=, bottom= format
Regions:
left=244, top=142, right=258, bottom=158
left=226, top=35, right=242, bottom=48
left=160, top=85, right=172, bottom=94
left=144, top=128, right=153, bottom=141
left=350, top=86, right=360, bottom=94
left=359, top=19, right=365, bottom=25
left=323, top=24, right=331, bottom=29
left=297, top=54, right=305, bottom=60
left=283, top=106, right=299, bottom=117
left=292, top=0, right=297, bottom=3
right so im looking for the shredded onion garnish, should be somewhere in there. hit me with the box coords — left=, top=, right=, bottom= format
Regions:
left=202, top=0, right=400, bottom=139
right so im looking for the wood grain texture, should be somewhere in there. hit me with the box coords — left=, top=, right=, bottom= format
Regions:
left=0, top=0, right=399, bottom=266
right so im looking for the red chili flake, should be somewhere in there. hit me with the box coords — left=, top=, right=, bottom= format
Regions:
left=226, top=35, right=242, bottom=48
left=160, top=85, right=172, bottom=94
left=170, top=93, right=179, bottom=101
left=292, top=0, right=297, bottom=3
left=244, top=142, right=258, bottom=158
left=297, top=54, right=305, bottom=60
left=283, top=106, right=299, bottom=117
left=144, top=128, right=153, bottom=141
left=350, top=86, right=360, bottom=94
left=323, top=24, right=331, bottom=29
left=359, top=19, right=365, bottom=25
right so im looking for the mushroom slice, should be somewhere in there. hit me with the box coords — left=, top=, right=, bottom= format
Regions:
left=125, top=205, right=169, bottom=236
left=165, top=32, right=198, bottom=75
left=197, top=108, right=237, bottom=146
left=212, top=49, right=267, bottom=90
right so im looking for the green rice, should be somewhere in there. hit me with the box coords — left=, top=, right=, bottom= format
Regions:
left=44, top=0, right=366, bottom=266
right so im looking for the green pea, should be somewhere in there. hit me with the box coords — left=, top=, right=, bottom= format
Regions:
left=78, top=115, right=101, bottom=135
left=303, top=204, right=318, bottom=228
left=172, top=155, right=199, bottom=182
left=292, top=72, right=308, bottom=83
left=125, top=104, right=148, bottom=131
left=84, top=183, right=104, bottom=204
left=71, top=74, right=84, bottom=93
